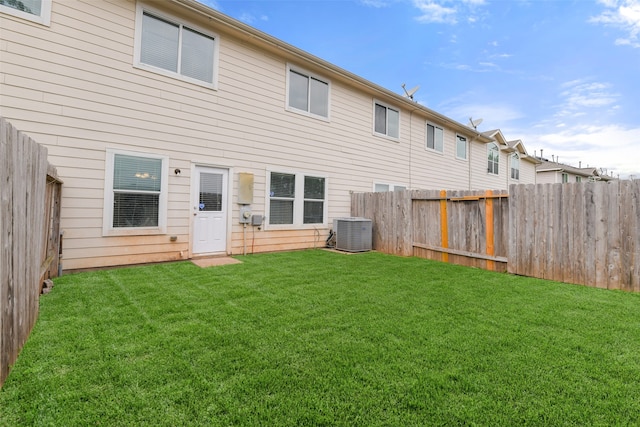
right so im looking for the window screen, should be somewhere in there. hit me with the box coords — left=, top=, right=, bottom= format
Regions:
left=112, top=154, right=162, bottom=228
left=181, top=27, right=215, bottom=83
left=427, top=124, right=443, bottom=151
left=374, top=103, right=387, bottom=135
left=289, top=70, right=309, bottom=112
left=303, top=176, right=325, bottom=224
left=488, top=144, right=499, bottom=174
left=270, top=172, right=295, bottom=224
left=140, top=11, right=215, bottom=84
left=456, top=135, right=467, bottom=159
left=141, top=12, right=179, bottom=73
left=288, top=69, right=329, bottom=118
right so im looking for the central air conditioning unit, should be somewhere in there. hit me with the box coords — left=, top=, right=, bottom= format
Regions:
left=333, top=217, right=372, bottom=252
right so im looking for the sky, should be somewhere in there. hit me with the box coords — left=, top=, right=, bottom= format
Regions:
left=201, top=0, right=640, bottom=179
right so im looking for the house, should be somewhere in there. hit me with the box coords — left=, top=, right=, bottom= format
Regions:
left=0, top=0, right=539, bottom=270
left=536, top=159, right=614, bottom=184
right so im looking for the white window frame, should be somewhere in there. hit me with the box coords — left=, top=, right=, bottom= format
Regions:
left=0, top=0, right=51, bottom=25
left=373, top=100, right=400, bottom=140
left=455, top=134, right=468, bottom=160
left=487, top=143, right=499, bottom=175
left=103, top=149, right=169, bottom=236
left=286, top=64, right=331, bottom=120
left=426, top=122, right=444, bottom=153
left=374, top=183, right=407, bottom=192
left=133, top=3, right=219, bottom=89
left=510, top=153, right=520, bottom=181
left=265, top=169, right=328, bottom=229
left=561, top=173, right=569, bottom=183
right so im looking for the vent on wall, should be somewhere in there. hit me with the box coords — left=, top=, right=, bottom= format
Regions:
left=333, top=217, right=372, bottom=252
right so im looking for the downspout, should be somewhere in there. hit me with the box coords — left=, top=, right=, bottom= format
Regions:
left=468, top=136, right=476, bottom=190
left=407, top=106, right=421, bottom=189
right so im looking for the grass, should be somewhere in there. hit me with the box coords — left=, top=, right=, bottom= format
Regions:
left=1, top=250, right=640, bottom=426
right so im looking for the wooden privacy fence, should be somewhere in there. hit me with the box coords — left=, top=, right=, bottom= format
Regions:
left=1, top=117, right=62, bottom=388
left=351, top=189, right=509, bottom=272
left=508, top=181, right=640, bottom=292
left=351, top=182, right=640, bottom=292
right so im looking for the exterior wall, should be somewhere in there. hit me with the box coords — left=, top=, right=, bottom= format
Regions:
left=536, top=170, right=586, bottom=184
left=536, top=171, right=560, bottom=184
left=0, top=0, right=536, bottom=270
left=518, top=159, right=537, bottom=185
left=408, top=120, right=471, bottom=190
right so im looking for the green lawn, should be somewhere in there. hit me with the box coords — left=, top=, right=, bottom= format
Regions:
left=2, top=250, right=640, bottom=426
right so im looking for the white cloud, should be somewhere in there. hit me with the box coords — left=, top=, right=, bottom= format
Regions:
left=360, top=0, right=390, bottom=7
left=237, top=12, right=268, bottom=24
left=413, top=0, right=458, bottom=24
left=441, top=101, right=525, bottom=127
left=555, top=79, right=619, bottom=118
left=590, top=0, right=640, bottom=48
left=413, top=0, right=486, bottom=24
left=520, top=124, right=640, bottom=179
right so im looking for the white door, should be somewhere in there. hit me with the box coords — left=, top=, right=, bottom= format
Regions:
left=192, top=167, right=228, bottom=254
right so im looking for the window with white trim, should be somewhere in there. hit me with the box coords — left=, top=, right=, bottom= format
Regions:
left=576, top=176, right=582, bottom=182
left=562, top=173, right=569, bottom=183
left=456, top=135, right=467, bottom=160
left=103, top=150, right=168, bottom=235
left=268, top=171, right=327, bottom=226
left=134, top=5, right=218, bottom=88
left=374, top=183, right=406, bottom=192
left=487, top=143, right=499, bottom=175
left=510, top=153, right=520, bottom=180
left=0, top=0, right=51, bottom=25
left=374, top=101, right=399, bottom=139
left=426, top=123, right=444, bottom=152
left=287, top=66, right=330, bottom=119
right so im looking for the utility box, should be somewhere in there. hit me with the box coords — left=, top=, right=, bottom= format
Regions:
left=238, top=172, right=254, bottom=204
left=333, top=217, right=372, bottom=252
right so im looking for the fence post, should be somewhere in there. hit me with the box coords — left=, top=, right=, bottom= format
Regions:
left=485, top=190, right=495, bottom=271
left=439, top=190, right=449, bottom=263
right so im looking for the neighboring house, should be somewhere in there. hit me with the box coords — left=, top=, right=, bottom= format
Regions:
left=536, top=160, right=615, bottom=184
left=0, top=0, right=538, bottom=270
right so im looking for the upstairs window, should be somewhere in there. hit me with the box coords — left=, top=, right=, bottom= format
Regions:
left=374, top=101, right=399, bottom=139
left=287, top=66, right=330, bottom=119
left=576, top=176, right=582, bottom=182
left=510, top=153, right=520, bottom=180
left=0, top=0, right=51, bottom=25
left=487, top=143, right=499, bottom=175
left=562, top=173, right=569, bottom=183
left=426, top=123, right=444, bottom=152
left=456, top=135, right=467, bottom=160
left=268, top=171, right=327, bottom=227
left=135, top=6, right=218, bottom=88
